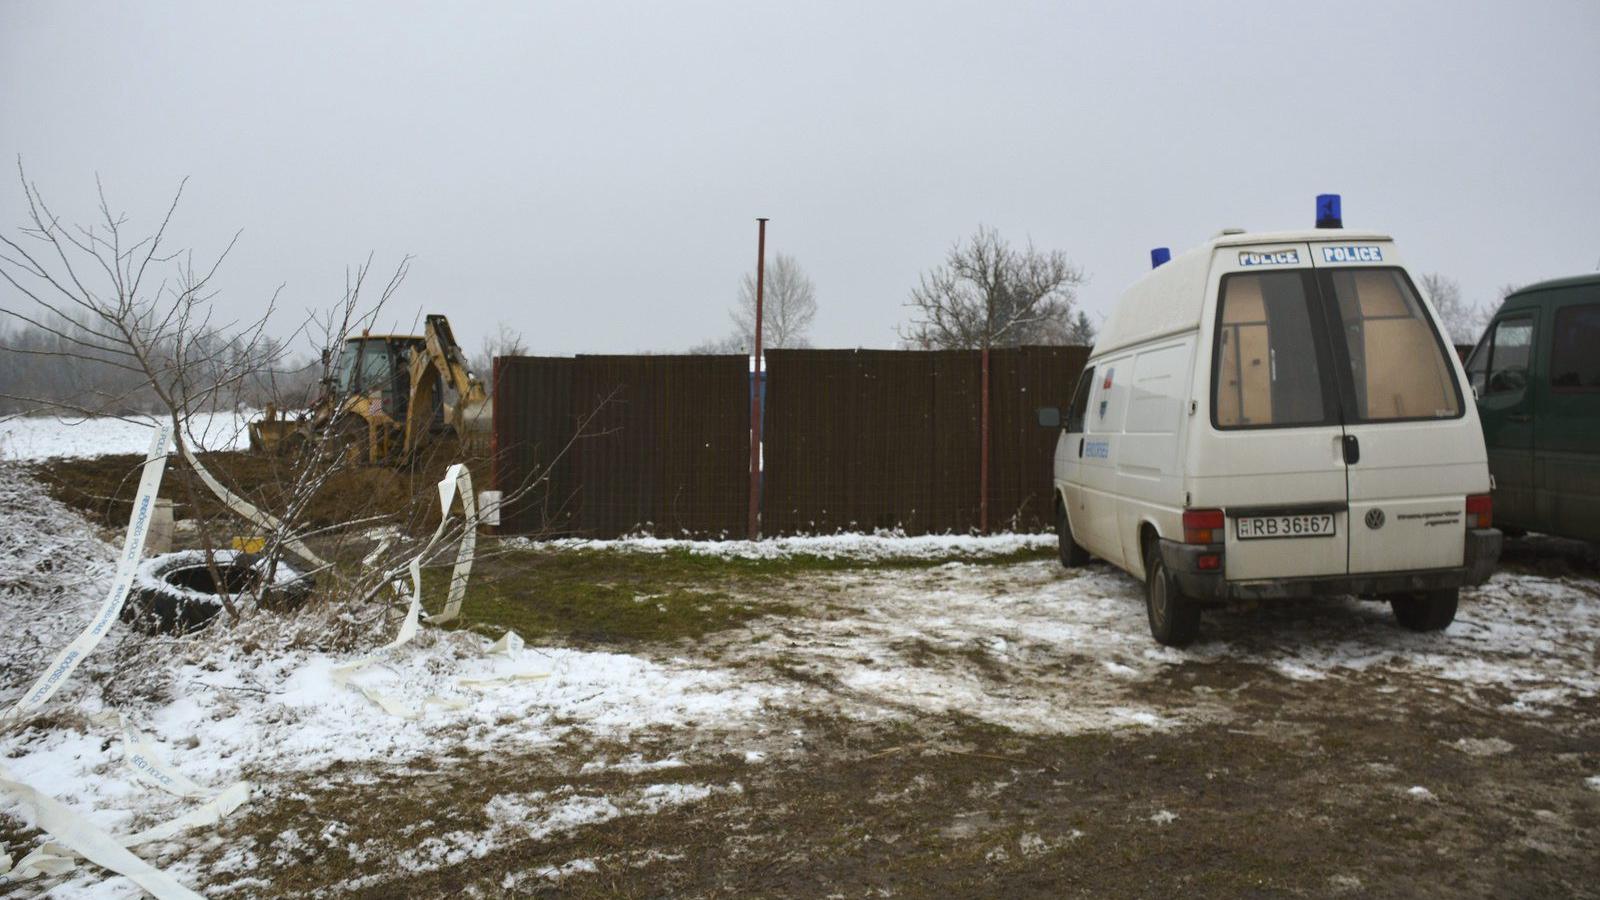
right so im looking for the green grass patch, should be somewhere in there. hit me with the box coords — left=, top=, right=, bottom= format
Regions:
left=424, top=543, right=1053, bottom=645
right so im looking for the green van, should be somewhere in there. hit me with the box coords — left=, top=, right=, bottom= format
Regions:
left=1465, top=274, right=1600, bottom=543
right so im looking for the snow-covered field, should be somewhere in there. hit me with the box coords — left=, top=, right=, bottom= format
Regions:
left=0, top=412, right=255, bottom=461
left=2, top=455, right=1598, bottom=896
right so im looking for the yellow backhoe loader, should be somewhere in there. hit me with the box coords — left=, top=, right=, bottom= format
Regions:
left=249, top=314, right=493, bottom=464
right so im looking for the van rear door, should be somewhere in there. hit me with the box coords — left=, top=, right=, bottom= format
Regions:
left=1309, top=244, right=1475, bottom=574
left=1199, top=244, right=1350, bottom=581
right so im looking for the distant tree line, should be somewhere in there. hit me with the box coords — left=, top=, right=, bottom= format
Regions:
left=0, top=312, right=318, bottom=417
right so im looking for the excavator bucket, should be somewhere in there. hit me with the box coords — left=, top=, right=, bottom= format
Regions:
left=247, top=406, right=306, bottom=454
left=459, top=396, right=494, bottom=455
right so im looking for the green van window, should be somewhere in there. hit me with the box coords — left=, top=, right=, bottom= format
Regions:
left=1480, top=317, right=1534, bottom=396
left=1551, top=304, right=1600, bottom=391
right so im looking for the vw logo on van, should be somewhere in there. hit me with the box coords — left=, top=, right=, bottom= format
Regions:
left=1365, top=508, right=1386, bottom=530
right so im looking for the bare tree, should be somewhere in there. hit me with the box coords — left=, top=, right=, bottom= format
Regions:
left=470, top=321, right=527, bottom=391
left=1418, top=273, right=1485, bottom=344
left=693, top=252, right=817, bottom=353
left=687, top=334, right=747, bottom=355
left=1062, top=309, right=1097, bottom=346
left=900, top=226, right=1086, bottom=350
left=0, top=167, right=495, bottom=641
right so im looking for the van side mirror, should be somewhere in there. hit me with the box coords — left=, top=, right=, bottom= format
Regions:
left=1036, top=406, right=1061, bottom=429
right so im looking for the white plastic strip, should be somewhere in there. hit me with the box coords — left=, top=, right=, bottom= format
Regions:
left=124, top=733, right=213, bottom=800
left=2, top=425, right=170, bottom=721
left=0, top=765, right=203, bottom=899
left=10, top=782, right=249, bottom=881
left=102, top=711, right=251, bottom=808
left=332, top=464, right=475, bottom=716
left=177, top=436, right=329, bottom=570
left=433, top=470, right=476, bottom=625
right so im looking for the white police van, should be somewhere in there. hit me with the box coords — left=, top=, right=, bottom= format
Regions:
left=1039, top=196, right=1501, bottom=646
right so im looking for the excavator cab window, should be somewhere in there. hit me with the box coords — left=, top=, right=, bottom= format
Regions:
left=335, top=339, right=394, bottom=396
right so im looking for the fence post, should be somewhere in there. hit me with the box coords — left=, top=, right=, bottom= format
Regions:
left=979, top=342, right=990, bottom=534
left=748, top=217, right=768, bottom=541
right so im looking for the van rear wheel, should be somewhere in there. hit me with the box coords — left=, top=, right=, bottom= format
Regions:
left=1057, top=502, right=1091, bottom=568
left=1390, top=588, right=1458, bottom=632
left=1145, top=542, right=1201, bottom=647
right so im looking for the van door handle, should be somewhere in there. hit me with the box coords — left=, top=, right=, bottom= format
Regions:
left=1507, top=413, right=1532, bottom=423
left=1077, top=438, right=1085, bottom=457
left=1342, top=434, right=1360, bottom=465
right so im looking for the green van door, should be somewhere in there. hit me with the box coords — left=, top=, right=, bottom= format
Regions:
left=1466, top=275, right=1600, bottom=542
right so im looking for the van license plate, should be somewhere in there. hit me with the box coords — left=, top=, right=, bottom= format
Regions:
left=1235, top=514, right=1336, bottom=540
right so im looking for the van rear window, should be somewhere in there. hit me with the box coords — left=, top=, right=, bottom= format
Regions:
left=1212, top=272, right=1331, bottom=428
left=1324, top=270, right=1462, bottom=421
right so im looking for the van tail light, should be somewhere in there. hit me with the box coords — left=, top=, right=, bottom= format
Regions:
left=1183, top=509, right=1225, bottom=544
left=1465, top=494, right=1492, bottom=529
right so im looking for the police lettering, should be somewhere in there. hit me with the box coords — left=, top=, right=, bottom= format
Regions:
left=1320, top=245, right=1383, bottom=263
left=1238, top=250, right=1300, bottom=267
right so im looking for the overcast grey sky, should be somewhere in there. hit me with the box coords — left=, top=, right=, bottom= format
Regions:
left=3, top=1, right=1597, bottom=356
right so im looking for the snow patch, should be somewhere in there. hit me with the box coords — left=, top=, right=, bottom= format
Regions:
left=1451, top=737, right=1514, bottom=757
left=520, top=530, right=1054, bottom=561
left=1, top=411, right=255, bottom=461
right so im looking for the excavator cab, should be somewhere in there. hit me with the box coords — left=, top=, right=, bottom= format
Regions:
left=249, top=315, right=489, bottom=464
left=333, top=335, right=438, bottom=427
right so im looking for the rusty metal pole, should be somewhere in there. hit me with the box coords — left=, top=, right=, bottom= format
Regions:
left=980, top=340, right=990, bottom=534
left=748, top=217, right=768, bottom=541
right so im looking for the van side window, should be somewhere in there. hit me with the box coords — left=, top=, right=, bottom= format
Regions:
left=1480, top=316, right=1534, bottom=396
left=1464, top=334, right=1490, bottom=393
left=1212, top=272, right=1329, bottom=428
left=1551, top=304, right=1600, bottom=390
left=1324, top=269, right=1462, bottom=420
left=1065, top=366, right=1095, bottom=432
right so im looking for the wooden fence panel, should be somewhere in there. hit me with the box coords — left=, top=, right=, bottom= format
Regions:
left=497, top=347, right=1087, bottom=538
left=494, top=354, right=748, bottom=538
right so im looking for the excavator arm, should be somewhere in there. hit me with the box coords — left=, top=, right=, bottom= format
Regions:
left=403, top=314, right=494, bottom=457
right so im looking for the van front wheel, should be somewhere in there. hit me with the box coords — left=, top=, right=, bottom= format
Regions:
left=1390, top=588, right=1458, bottom=632
left=1057, top=503, right=1091, bottom=568
left=1145, top=543, right=1201, bottom=647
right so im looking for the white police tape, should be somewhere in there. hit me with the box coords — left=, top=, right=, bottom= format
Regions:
left=0, top=765, right=206, bottom=899
left=0, top=424, right=253, bottom=897
left=101, top=711, right=251, bottom=807
left=329, top=466, right=543, bottom=712
left=332, top=463, right=478, bottom=717
left=2, top=425, right=170, bottom=722
left=176, top=437, right=329, bottom=571
left=2, top=778, right=250, bottom=886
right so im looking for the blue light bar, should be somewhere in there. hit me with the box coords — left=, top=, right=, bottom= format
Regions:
left=1150, top=247, right=1171, bottom=268
left=1316, top=194, right=1342, bottom=228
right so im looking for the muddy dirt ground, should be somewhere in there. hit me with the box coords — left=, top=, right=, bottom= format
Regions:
left=156, top=540, right=1600, bottom=899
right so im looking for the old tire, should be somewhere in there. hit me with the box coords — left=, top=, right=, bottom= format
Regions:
left=122, top=550, right=314, bottom=635
left=1057, top=501, right=1091, bottom=568
left=1145, top=542, right=1201, bottom=647
left=1390, top=588, right=1458, bottom=632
